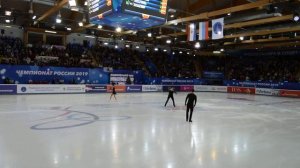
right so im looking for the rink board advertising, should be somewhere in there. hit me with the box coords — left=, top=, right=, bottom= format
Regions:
left=0, top=85, right=17, bottom=94
left=86, top=85, right=107, bottom=93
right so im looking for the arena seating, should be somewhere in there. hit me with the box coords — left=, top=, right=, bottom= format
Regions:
left=0, top=36, right=299, bottom=82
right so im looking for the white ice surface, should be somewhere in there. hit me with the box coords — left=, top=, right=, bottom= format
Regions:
left=0, top=92, right=300, bottom=168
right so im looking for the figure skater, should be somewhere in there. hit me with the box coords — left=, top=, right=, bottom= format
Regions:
left=185, top=89, right=197, bottom=122
left=110, top=83, right=117, bottom=101
left=164, top=87, right=176, bottom=107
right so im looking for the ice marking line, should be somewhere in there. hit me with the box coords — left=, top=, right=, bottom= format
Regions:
left=35, top=111, right=72, bottom=121
left=33, top=106, right=72, bottom=121
left=31, top=107, right=132, bottom=130
left=31, top=111, right=100, bottom=130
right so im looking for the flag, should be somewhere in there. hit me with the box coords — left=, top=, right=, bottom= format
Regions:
left=212, top=18, right=224, bottom=40
left=199, top=21, right=209, bottom=40
left=187, top=23, right=196, bottom=42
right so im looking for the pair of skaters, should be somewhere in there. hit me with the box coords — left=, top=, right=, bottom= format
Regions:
left=165, top=87, right=197, bottom=122
left=110, top=84, right=197, bottom=122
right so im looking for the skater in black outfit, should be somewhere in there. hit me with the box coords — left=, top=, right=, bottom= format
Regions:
left=164, top=87, right=176, bottom=107
left=185, top=89, right=197, bottom=122
left=110, top=83, right=117, bottom=101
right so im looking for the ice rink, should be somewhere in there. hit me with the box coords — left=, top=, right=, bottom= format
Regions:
left=1, top=92, right=300, bottom=168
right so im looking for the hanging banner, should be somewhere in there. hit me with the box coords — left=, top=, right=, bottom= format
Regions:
left=212, top=18, right=224, bottom=40
left=199, top=21, right=209, bottom=40
left=187, top=23, right=196, bottom=41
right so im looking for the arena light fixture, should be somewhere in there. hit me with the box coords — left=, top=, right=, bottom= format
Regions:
left=179, top=51, right=182, bottom=54
left=85, top=35, right=95, bottom=39
left=104, top=42, right=108, bottom=45
left=227, top=12, right=231, bottom=16
left=5, top=11, right=11, bottom=16
left=170, top=14, right=175, bottom=18
left=56, top=18, right=62, bottom=24
left=239, top=36, right=244, bottom=41
left=147, top=33, right=152, bottom=37
left=213, top=51, right=221, bottom=54
left=136, top=46, right=140, bottom=49
left=125, top=44, right=130, bottom=48
left=172, top=52, right=175, bottom=55
left=5, top=19, right=10, bottom=23
left=195, top=42, right=201, bottom=49
left=45, top=30, right=57, bottom=34
left=293, top=13, right=300, bottom=22
left=166, top=40, right=171, bottom=44
left=115, top=45, right=118, bottom=49
left=154, top=48, right=158, bottom=51
left=98, top=25, right=103, bottom=29
left=163, top=49, right=167, bottom=52
left=116, top=27, right=122, bottom=33
left=66, top=27, right=72, bottom=31
left=56, top=11, right=62, bottom=23
left=68, top=0, right=76, bottom=7
left=220, top=48, right=224, bottom=52
left=78, top=22, right=83, bottom=27
left=32, top=15, right=36, bottom=20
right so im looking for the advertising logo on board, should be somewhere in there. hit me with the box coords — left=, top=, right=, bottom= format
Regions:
left=279, top=90, right=300, bottom=98
left=142, top=85, right=163, bottom=92
left=256, top=88, right=279, bottom=96
left=0, top=85, right=17, bottom=95
left=227, top=87, right=256, bottom=94
left=17, top=85, right=85, bottom=94
left=107, top=85, right=126, bottom=93
left=194, top=85, right=227, bottom=92
left=126, top=86, right=142, bottom=92
left=180, top=86, right=194, bottom=92
left=86, top=85, right=107, bottom=93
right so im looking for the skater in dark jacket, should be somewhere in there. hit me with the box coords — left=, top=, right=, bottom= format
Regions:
left=185, top=89, right=197, bottom=122
left=165, top=87, right=176, bottom=107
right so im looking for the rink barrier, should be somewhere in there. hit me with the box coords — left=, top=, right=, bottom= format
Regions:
left=0, top=84, right=299, bottom=98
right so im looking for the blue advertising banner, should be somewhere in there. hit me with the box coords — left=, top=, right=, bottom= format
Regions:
left=227, top=48, right=300, bottom=57
left=224, top=80, right=282, bottom=89
left=281, top=82, right=300, bottom=90
left=0, top=85, right=17, bottom=94
left=162, top=78, right=195, bottom=85
left=203, top=71, right=224, bottom=79
left=145, top=77, right=206, bottom=85
left=85, top=85, right=107, bottom=93
left=0, top=65, right=109, bottom=84
left=126, top=85, right=142, bottom=92
left=110, top=69, right=145, bottom=84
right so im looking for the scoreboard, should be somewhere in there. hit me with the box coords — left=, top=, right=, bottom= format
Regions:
left=89, top=0, right=113, bottom=19
left=124, top=0, right=168, bottom=18
left=88, top=0, right=169, bottom=30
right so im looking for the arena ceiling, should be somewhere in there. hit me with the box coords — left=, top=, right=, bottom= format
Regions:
left=1, top=0, right=300, bottom=51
